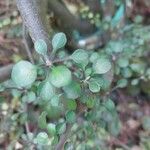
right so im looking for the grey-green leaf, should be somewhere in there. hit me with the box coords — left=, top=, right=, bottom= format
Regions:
left=71, top=49, right=89, bottom=68
left=50, top=95, right=60, bottom=107
left=11, top=60, right=37, bottom=87
left=39, top=81, right=55, bottom=101
left=93, top=58, right=111, bottom=74
left=22, top=91, right=36, bottom=103
left=65, top=111, right=76, bottom=123
left=117, top=79, right=128, bottom=88
left=88, top=80, right=101, bottom=93
left=35, top=132, right=49, bottom=145
left=63, top=81, right=81, bottom=99
left=47, top=123, right=56, bottom=136
left=117, top=58, right=129, bottom=68
left=38, top=111, right=47, bottom=129
left=50, top=65, right=72, bottom=88
left=56, top=123, right=66, bottom=135
left=52, top=32, right=67, bottom=51
left=34, top=39, right=47, bottom=56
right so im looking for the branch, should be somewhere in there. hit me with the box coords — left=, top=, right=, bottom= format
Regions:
left=48, top=0, right=95, bottom=35
left=0, top=64, right=13, bottom=82
left=55, top=114, right=84, bottom=150
left=22, top=24, right=35, bottom=64
left=17, top=0, right=52, bottom=52
left=55, top=124, right=72, bottom=150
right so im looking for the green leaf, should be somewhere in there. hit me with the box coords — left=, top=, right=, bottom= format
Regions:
left=93, top=58, right=111, bottom=74
left=131, top=79, right=139, bottom=86
left=63, top=81, right=81, bottom=99
left=34, top=39, right=47, bottom=56
left=65, top=111, right=76, bottom=123
left=47, top=123, right=56, bottom=136
left=39, top=81, right=55, bottom=101
left=84, top=68, right=92, bottom=77
left=71, top=49, right=88, bottom=68
left=103, top=99, right=115, bottom=111
left=50, top=65, right=72, bottom=88
left=130, top=63, right=145, bottom=74
left=117, top=58, right=129, bottom=68
left=45, top=105, right=63, bottom=119
left=88, top=80, right=101, bottom=93
left=22, top=91, right=36, bottom=103
left=142, top=116, right=150, bottom=131
left=38, top=111, right=47, bottom=129
left=66, top=99, right=77, bottom=110
left=108, top=119, right=121, bottom=136
left=117, top=79, right=128, bottom=88
left=51, top=135, right=59, bottom=145
left=34, top=132, right=49, bottom=145
left=89, top=52, right=99, bottom=63
left=107, top=41, right=123, bottom=53
left=50, top=95, right=60, bottom=107
left=0, top=84, right=5, bottom=92
left=56, top=123, right=66, bottom=135
left=52, top=32, right=67, bottom=51
left=121, top=68, right=132, bottom=78
left=86, top=98, right=95, bottom=108
left=11, top=60, right=37, bottom=87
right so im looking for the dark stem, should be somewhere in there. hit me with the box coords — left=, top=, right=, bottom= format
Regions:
left=55, top=124, right=72, bottom=150
left=22, top=24, right=35, bottom=64
left=55, top=113, right=84, bottom=150
left=0, top=64, right=13, bottom=82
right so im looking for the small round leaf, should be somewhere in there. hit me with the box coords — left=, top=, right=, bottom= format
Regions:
left=35, top=132, right=49, bottom=145
left=47, top=123, right=56, bottom=136
left=11, top=60, right=37, bottom=87
left=34, top=39, right=47, bottom=55
left=66, top=99, right=77, bottom=110
left=22, top=91, right=36, bottom=103
left=88, top=80, right=101, bottom=93
left=50, top=95, right=60, bottom=107
left=38, top=111, right=47, bottom=129
left=117, top=58, right=129, bottom=68
left=56, top=123, right=66, bottom=135
left=65, top=111, right=76, bottom=123
left=52, top=32, right=67, bottom=51
left=71, top=49, right=88, bottom=68
left=39, top=81, right=55, bottom=101
left=89, top=52, right=99, bottom=63
left=63, top=81, right=81, bottom=99
left=117, top=79, right=128, bottom=88
left=131, top=79, right=139, bottom=86
left=86, top=98, right=95, bottom=108
left=50, top=65, right=72, bottom=88
left=93, top=58, right=111, bottom=74
left=104, top=99, right=115, bottom=111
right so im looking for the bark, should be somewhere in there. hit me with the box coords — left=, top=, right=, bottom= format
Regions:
left=17, top=0, right=52, bottom=51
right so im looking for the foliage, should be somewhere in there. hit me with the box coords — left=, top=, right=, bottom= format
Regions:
left=1, top=0, right=150, bottom=149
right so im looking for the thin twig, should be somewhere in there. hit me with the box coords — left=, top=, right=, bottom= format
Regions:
left=22, top=24, right=35, bottom=64
left=55, top=113, right=84, bottom=150
left=55, top=124, right=72, bottom=150
left=0, top=64, right=13, bottom=82
left=111, top=137, right=131, bottom=150
left=53, top=57, right=70, bottom=64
